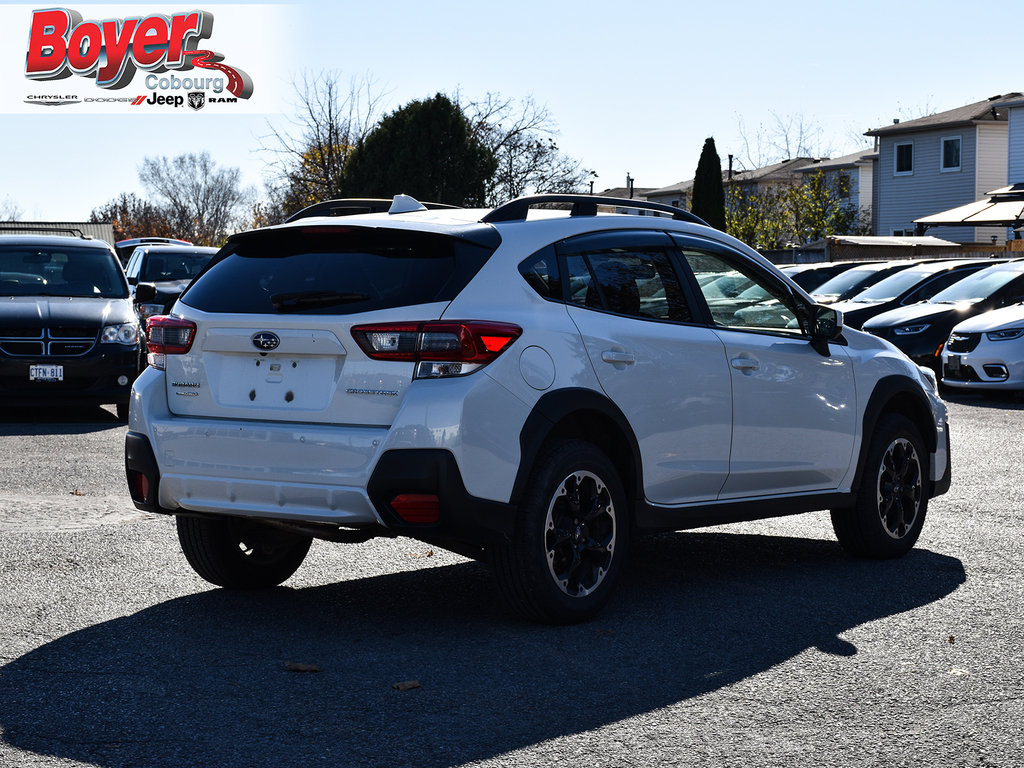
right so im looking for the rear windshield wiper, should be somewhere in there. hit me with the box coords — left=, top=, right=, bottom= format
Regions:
left=270, top=290, right=370, bottom=311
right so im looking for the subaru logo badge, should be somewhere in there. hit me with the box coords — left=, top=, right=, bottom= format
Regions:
left=252, top=331, right=280, bottom=351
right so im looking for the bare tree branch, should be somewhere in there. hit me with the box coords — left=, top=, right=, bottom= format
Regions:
left=139, top=152, right=251, bottom=245
left=462, top=92, right=594, bottom=205
left=259, top=70, right=387, bottom=218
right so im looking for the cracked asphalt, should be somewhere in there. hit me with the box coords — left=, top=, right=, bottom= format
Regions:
left=0, top=396, right=1021, bottom=768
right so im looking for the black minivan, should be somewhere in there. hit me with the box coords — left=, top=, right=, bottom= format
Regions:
left=0, top=234, right=141, bottom=420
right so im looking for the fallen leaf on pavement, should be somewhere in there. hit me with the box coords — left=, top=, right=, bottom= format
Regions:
left=392, top=680, right=421, bottom=691
left=285, top=662, right=320, bottom=673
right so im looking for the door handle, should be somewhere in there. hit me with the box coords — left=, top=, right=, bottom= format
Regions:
left=601, top=350, right=635, bottom=365
left=730, top=357, right=759, bottom=372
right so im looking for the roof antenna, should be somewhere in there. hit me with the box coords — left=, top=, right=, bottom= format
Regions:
left=389, top=194, right=428, bottom=214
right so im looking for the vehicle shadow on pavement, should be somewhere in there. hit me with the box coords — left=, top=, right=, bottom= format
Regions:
left=942, top=390, right=1024, bottom=410
left=0, top=404, right=124, bottom=434
left=0, top=531, right=966, bottom=768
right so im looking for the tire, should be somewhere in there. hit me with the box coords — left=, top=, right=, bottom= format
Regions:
left=176, top=515, right=312, bottom=588
left=831, top=414, right=928, bottom=559
left=492, top=440, right=628, bottom=624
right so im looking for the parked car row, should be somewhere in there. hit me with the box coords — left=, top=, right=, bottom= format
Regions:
left=0, top=233, right=216, bottom=420
left=780, top=255, right=1024, bottom=390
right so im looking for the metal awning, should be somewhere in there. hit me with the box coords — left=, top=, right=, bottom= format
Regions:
left=915, top=184, right=1024, bottom=228
left=827, top=235, right=959, bottom=247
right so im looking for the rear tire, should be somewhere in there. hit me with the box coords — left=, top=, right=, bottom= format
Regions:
left=176, top=515, right=312, bottom=588
left=831, top=414, right=928, bottom=558
left=492, top=440, right=628, bottom=624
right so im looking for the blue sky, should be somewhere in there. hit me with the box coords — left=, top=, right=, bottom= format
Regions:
left=0, top=0, right=1018, bottom=221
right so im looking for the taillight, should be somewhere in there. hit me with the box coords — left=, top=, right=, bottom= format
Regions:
left=351, top=320, right=521, bottom=379
left=145, top=316, right=196, bottom=370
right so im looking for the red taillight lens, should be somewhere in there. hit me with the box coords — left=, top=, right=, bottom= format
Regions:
left=146, top=316, right=197, bottom=355
left=351, top=320, right=521, bottom=378
left=390, top=494, right=440, bottom=524
left=145, top=316, right=197, bottom=370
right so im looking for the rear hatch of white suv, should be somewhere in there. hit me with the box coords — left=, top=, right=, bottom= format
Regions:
left=154, top=222, right=500, bottom=427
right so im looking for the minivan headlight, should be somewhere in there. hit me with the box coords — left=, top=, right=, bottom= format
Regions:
left=986, top=328, right=1024, bottom=341
left=894, top=323, right=930, bottom=335
left=101, top=322, right=140, bottom=345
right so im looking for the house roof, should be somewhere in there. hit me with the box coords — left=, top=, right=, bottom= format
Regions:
left=646, top=158, right=820, bottom=197
left=596, top=186, right=656, bottom=200
left=729, top=157, right=819, bottom=182
left=865, top=93, right=1023, bottom=137
left=644, top=180, right=693, bottom=196
left=796, top=149, right=876, bottom=173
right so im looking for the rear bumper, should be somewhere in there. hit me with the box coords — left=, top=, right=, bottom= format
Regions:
left=125, top=365, right=527, bottom=545
left=126, top=432, right=516, bottom=545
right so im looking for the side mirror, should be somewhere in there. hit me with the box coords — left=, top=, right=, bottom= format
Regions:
left=811, top=305, right=843, bottom=344
left=134, top=282, right=157, bottom=303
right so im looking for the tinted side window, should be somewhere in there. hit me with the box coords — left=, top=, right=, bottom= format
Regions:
left=181, top=228, right=495, bottom=315
left=518, top=246, right=561, bottom=300
left=125, top=249, right=142, bottom=280
left=906, top=268, right=979, bottom=303
left=679, top=246, right=805, bottom=335
left=565, top=247, right=692, bottom=322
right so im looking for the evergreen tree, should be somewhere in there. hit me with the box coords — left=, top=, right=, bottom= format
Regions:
left=338, top=93, right=496, bottom=206
left=691, top=137, right=726, bottom=230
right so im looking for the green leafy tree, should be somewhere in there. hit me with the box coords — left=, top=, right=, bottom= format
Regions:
left=790, top=170, right=858, bottom=245
left=725, top=185, right=791, bottom=250
left=691, top=137, right=726, bottom=230
left=338, top=93, right=496, bottom=206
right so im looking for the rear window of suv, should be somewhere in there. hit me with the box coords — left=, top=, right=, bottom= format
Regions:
left=180, top=227, right=496, bottom=315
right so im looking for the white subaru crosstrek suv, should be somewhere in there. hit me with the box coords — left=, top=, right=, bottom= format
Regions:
left=125, top=194, right=951, bottom=624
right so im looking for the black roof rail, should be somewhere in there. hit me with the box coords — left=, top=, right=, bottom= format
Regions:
left=0, top=223, right=88, bottom=238
left=481, top=194, right=710, bottom=226
left=285, top=198, right=462, bottom=223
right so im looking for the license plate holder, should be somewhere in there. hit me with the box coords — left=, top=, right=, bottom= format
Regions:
left=29, top=364, right=64, bottom=382
left=947, top=355, right=961, bottom=373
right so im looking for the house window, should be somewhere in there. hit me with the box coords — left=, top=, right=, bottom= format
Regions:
left=941, top=136, right=961, bottom=171
left=895, top=142, right=913, bottom=175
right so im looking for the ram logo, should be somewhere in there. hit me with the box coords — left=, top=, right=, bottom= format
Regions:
left=251, top=331, right=280, bottom=351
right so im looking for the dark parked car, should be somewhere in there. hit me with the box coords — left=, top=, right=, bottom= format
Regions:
left=114, top=237, right=191, bottom=266
left=811, top=260, right=932, bottom=304
left=780, top=261, right=873, bottom=293
left=124, top=244, right=219, bottom=321
left=862, top=260, right=1024, bottom=372
left=830, top=259, right=1008, bottom=329
left=0, top=234, right=141, bottom=419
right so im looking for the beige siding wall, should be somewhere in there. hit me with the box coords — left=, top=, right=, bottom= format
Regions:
left=857, top=162, right=873, bottom=212
left=975, top=123, right=1009, bottom=242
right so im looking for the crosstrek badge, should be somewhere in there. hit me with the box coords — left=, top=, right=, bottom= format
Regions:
left=24, top=7, right=253, bottom=98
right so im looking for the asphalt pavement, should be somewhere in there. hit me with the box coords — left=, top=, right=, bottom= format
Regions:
left=0, top=397, right=1021, bottom=767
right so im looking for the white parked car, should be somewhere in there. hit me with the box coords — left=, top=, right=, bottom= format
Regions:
left=942, top=303, right=1024, bottom=390
left=124, top=194, right=951, bottom=623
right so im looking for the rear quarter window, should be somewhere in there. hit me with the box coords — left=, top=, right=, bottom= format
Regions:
left=180, top=227, right=495, bottom=314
